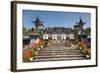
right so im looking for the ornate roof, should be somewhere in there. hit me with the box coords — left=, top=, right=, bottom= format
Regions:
left=46, top=27, right=74, bottom=34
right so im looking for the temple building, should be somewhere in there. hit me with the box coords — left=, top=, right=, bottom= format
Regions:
left=31, top=17, right=75, bottom=41
left=43, top=27, right=74, bottom=41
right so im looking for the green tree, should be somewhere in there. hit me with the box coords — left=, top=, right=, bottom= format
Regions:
left=27, top=28, right=32, bottom=32
left=23, top=27, right=26, bottom=32
left=38, top=30, right=43, bottom=38
left=31, top=27, right=34, bottom=32
left=85, top=27, right=91, bottom=34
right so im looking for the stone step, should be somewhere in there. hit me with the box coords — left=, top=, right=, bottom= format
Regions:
left=38, top=50, right=81, bottom=55
left=40, top=48, right=79, bottom=50
left=39, top=47, right=79, bottom=51
left=40, top=49, right=80, bottom=51
left=38, top=52, right=82, bottom=54
left=37, top=52, right=83, bottom=56
left=39, top=47, right=78, bottom=51
left=31, top=43, right=85, bottom=62
left=35, top=54, right=85, bottom=59
left=31, top=56, right=86, bottom=62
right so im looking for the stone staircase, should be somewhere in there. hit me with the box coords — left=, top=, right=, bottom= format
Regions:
left=31, top=41, right=86, bottom=62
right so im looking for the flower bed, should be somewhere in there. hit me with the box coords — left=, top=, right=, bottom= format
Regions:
left=23, top=49, right=33, bottom=62
left=78, top=41, right=86, bottom=50
left=82, top=48, right=91, bottom=58
left=23, top=39, right=47, bottom=62
left=78, top=41, right=91, bottom=59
